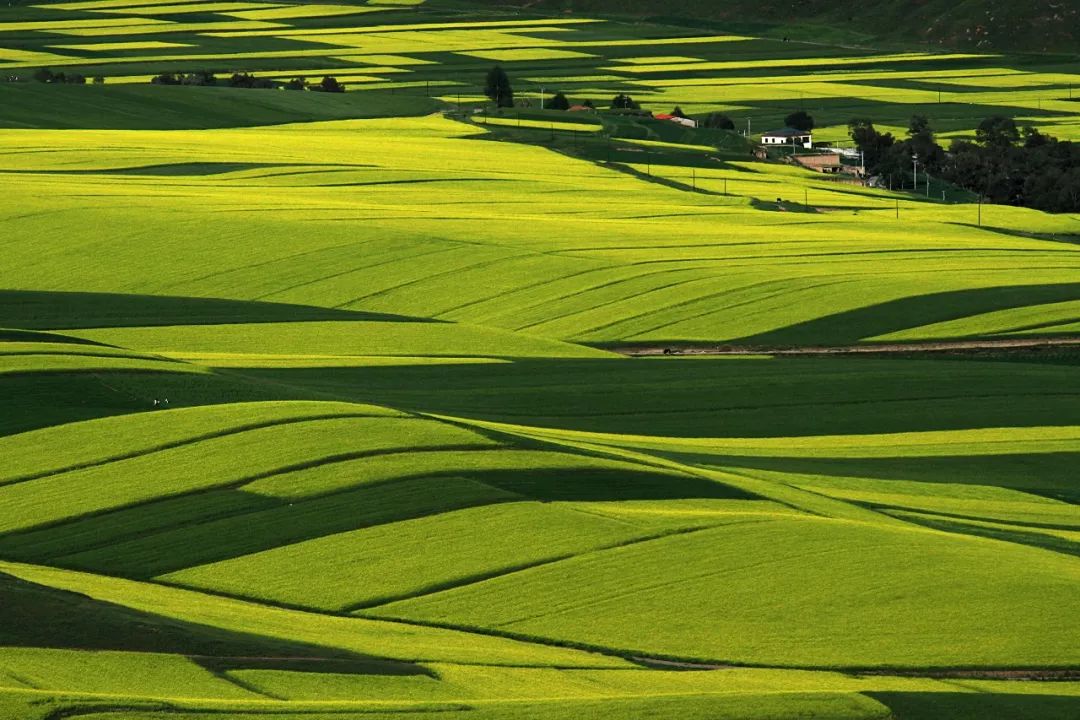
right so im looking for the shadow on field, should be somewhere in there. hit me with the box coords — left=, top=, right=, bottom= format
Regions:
left=6, top=162, right=295, bottom=177
left=0, top=290, right=437, bottom=330
left=230, top=355, right=1080, bottom=438
left=0, top=328, right=107, bottom=346
left=0, top=466, right=748, bottom=576
left=869, top=692, right=1080, bottom=720
left=696, top=452, right=1080, bottom=501
left=0, top=84, right=439, bottom=131
left=193, top=655, right=427, bottom=679
left=893, top=513, right=1080, bottom=559
left=0, top=572, right=415, bottom=670
left=0, top=369, right=307, bottom=437
left=732, top=282, right=1080, bottom=346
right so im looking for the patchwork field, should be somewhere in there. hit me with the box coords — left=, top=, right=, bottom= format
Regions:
left=0, top=0, right=1078, bottom=718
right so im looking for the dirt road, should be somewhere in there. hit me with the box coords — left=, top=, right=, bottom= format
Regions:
left=613, top=337, right=1080, bottom=357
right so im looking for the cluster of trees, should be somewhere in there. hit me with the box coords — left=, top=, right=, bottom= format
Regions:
left=227, top=72, right=274, bottom=89
left=151, top=70, right=217, bottom=86
left=32, top=68, right=97, bottom=84
left=310, top=76, right=345, bottom=93
left=850, top=115, right=1080, bottom=212
left=148, top=71, right=345, bottom=92
left=848, top=116, right=938, bottom=183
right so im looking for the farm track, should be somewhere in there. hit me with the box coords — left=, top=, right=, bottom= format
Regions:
left=612, top=337, right=1080, bottom=357
left=629, top=657, right=1080, bottom=680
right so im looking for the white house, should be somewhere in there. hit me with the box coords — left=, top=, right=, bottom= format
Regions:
left=761, top=127, right=813, bottom=148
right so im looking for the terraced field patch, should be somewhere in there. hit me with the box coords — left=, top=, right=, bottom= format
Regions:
left=370, top=515, right=1080, bottom=668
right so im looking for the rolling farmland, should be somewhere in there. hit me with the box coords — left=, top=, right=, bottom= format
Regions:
left=1, top=0, right=1079, bottom=718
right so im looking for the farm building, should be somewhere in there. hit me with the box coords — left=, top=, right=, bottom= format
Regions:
left=654, top=113, right=698, bottom=128
left=794, top=153, right=844, bottom=174
left=761, top=127, right=813, bottom=148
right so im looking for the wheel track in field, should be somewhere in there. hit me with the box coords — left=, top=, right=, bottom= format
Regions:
left=629, top=656, right=1080, bottom=679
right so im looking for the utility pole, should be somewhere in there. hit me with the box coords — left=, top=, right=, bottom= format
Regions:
left=539, top=85, right=545, bottom=110
left=912, top=153, right=919, bottom=192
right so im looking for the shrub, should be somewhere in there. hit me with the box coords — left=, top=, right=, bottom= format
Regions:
left=702, top=113, right=735, bottom=130
left=484, top=65, right=514, bottom=108
left=785, top=110, right=814, bottom=131
left=548, top=91, right=570, bottom=111
left=313, top=76, right=345, bottom=93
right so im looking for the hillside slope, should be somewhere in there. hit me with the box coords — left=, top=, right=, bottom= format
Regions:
left=480, top=0, right=1080, bottom=53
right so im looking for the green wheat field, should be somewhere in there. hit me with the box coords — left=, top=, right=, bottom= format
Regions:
left=1, top=0, right=1079, bottom=717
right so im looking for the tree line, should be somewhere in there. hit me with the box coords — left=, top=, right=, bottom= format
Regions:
left=150, top=71, right=345, bottom=92
left=485, top=66, right=744, bottom=128
left=850, top=115, right=1080, bottom=212
left=28, top=68, right=103, bottom=84
left=17, top=68, right=348, bottom=92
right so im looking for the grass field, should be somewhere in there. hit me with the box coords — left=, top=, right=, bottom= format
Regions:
left=0, top=0, right=1078, bottom=717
